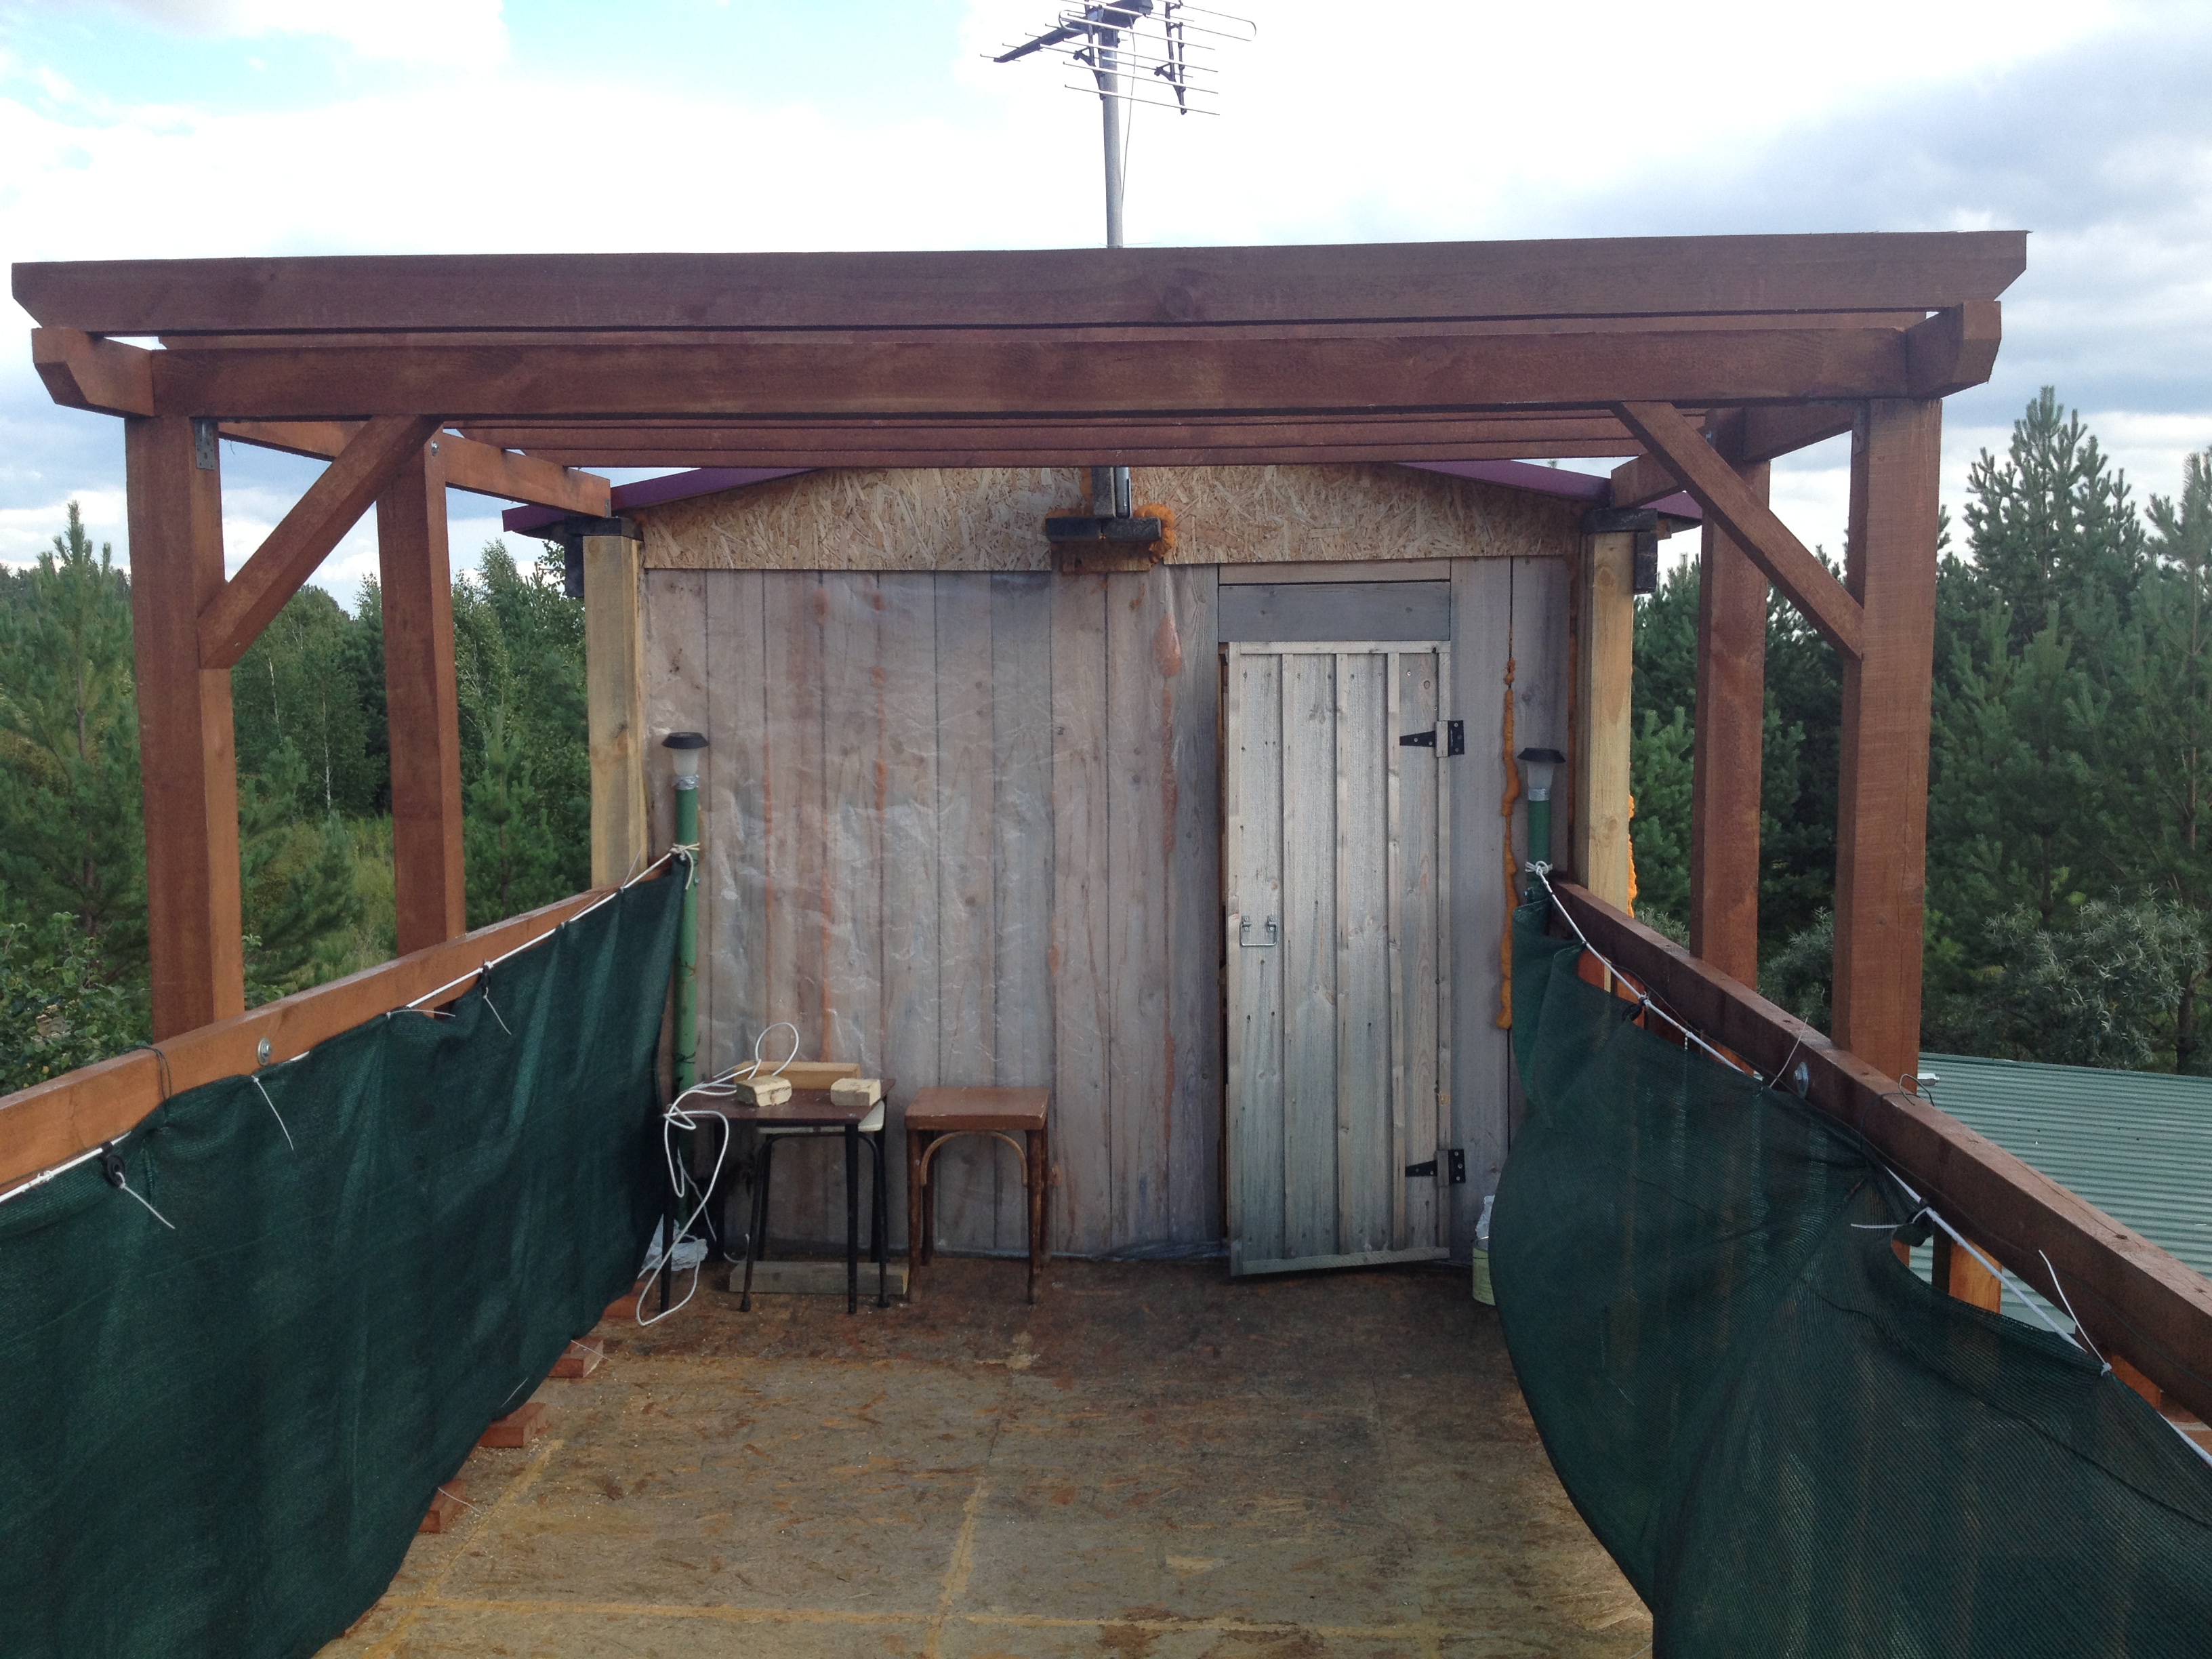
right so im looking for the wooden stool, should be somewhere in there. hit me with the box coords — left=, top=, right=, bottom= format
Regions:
left=905, top=1087, right=1050, bottom=1303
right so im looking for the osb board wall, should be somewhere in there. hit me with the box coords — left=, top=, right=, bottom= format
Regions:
left=637, top=464, right=1583, bottom=573
left=640, top=557, right=1572, bottom=1263
left=641, top=565, right=1222, bottom=1259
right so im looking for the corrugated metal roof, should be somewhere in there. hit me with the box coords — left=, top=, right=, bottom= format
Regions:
left=1920, top=1052, right=2212, bottom=1284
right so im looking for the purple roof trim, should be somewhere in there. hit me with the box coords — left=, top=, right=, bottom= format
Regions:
left=499, top=459, right=1701, bottom=535
left=501, top=466, right=811, bottom=534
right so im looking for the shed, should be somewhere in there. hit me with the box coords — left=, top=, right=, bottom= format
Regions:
left=514, top=459, right=1664, bottom=1266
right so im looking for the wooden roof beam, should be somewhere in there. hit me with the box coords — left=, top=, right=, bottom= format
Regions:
left=1614, top=399, right=1864, bottom=659
left=220, top=419, right=610, bottom=516
left=199, top=415, right=441, bottom=670
left=32, top=327, right=153, bottom=415
left=12, top=232, right=2027, bottom=334
left=146, top=323, right=1921, bottom=422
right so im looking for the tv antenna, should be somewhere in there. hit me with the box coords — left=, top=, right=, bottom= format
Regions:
left=994, top=2, right=1255, bottom=516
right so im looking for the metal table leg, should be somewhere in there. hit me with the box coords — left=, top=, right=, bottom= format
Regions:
left=844, top=1122, right=860, bottom=1314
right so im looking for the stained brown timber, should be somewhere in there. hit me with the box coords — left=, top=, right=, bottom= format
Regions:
left=1547, top=878, right=2212, bottom=1430
left=220, top=419, right=611, bottom=514
left=0, top=883, right=645, bottom=1193
left=148, top=326, right=1927, bottom=422
left=13, top=232, right=2026, bottom=333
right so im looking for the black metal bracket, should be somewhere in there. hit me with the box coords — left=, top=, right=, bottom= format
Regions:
left=1404, top=1159, right=1437, bottom=1178
left=1399, top=729, right=1435, bottom=748
left=1399, top=720, right=1465, bottom=755
left=1406, top=1151, right=1469, bottom=1184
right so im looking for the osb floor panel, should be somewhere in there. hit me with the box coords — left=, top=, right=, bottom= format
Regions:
left=323, top=1259, right=1650, bottom=1659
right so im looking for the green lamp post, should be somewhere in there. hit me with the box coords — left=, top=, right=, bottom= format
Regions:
left=1516, top=747, right=1565, bottom=901
left=663, top=731, right=708, bottom=1092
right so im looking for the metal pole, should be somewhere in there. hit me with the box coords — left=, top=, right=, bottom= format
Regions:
left=1096, top=21, right=1134, bottom=514
left=673, top=774, right=700, bottom=1093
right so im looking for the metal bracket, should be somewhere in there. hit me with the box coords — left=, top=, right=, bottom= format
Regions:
left=192, top=417, right=218, bottom=471
left=1407, top=1151, right=1467, bottom=1184
left=1399, top=721, right=1465, bottom=755
left=1237, top=916, right=1278, bottom=949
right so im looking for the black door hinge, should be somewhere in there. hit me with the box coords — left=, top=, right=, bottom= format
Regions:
left=1406, top=1151, right=1468, bottom=1184
left=1399, top=722, right=1464, bottom=754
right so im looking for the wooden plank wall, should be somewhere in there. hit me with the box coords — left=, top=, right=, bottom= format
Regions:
left=644, top=565, right=1223, bottom=1256
left=645, top=554, right=1553, bottom=1261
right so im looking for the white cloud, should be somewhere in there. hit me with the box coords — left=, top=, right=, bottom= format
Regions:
left=76, top=0, right=508, bottom=68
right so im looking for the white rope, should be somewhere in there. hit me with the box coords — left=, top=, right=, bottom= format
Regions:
left=248, top=1073, right=295, bottom=1152
left=1527, top=864, right=1755, bottom=1080
left=0, top=1143, right=107, bottom=1208
left=103, top=1153, right=176, bottom=1231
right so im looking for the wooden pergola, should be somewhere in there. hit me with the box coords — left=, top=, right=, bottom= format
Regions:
left=12, top=231, right=2212, bottom=1421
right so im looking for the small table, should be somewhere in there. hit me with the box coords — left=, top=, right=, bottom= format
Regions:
left=904, top=1087, right=1051, bottom=1304
left=725, top=1086, right=893, bottom=1313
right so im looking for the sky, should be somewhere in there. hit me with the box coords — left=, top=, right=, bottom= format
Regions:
left=1, top=0, right=2209, bottom=600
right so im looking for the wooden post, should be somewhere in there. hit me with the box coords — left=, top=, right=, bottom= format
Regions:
left=584, top=528, right=648, bottom=886
left=1832, top=399, right=1942, bottom=1084
left=377, top=441, right=467, bottom=953
left=1572, top=529, right=1635, bottom=909
left=125, top=416, right=245, bottom=1037
left=1688, top=420, right=1770, bottom=983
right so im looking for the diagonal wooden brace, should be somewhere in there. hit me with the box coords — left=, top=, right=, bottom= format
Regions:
left=1613, top=399, right=1865, bottom=660
left=197, top=413, right=442, bottom=670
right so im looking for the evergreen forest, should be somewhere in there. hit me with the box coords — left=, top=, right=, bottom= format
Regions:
left=6, top=388, right=2212, bottom=1092
left=0, top=529, right=590, bottom=1092
left=1633, top=389, right=2212, bottom=1073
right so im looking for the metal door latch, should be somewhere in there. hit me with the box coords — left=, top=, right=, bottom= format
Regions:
left=1237, top=916, right=1278, bottom=948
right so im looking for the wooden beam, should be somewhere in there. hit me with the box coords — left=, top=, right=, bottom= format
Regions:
left=198, top=414, right=440, bottom=670
left=12, top=232, right=2028, bottom=333
left=32, top=327, right=154, bottom=415
left=0, top=882, right=638, bottom=1193
left=1614, top=400, right=1865, bottom=659
left=147, top=325, right=1922, bottom=422
left=377, top=443, right=468, bottom=953
left=218, top=419, right=611, bottom=515
left=1738, top=401, right=1860, bottom=463
left=1905, top=301, right=2002, bottom=398
left=1548, top=877, right=2212, bottom=1429
left=1573, top=531, right=1636, bottom=907
left=1832, top=400, right=1942, bottom=1086
left=124, top=416, right=245, bottom=1038
left=1607, top=451, right=1683, bottom=509
left=583, top=530, right=648, bottom=887
left=1687, top=414, right=1769, bottom=982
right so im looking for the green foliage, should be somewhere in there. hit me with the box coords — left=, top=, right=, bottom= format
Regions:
left=1634, top=391, right=2212, bottom=1073
left=0, top=510, right=589, bottom=1083
left=0, top=503, right=146, bottom=963
left=0, top=909, right=142, bottom=1093
left=1629, top=705, right=1692, bottom=926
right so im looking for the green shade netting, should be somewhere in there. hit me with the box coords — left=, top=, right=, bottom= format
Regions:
left=0, top=872, right=682, bottom=1659
left=1497, top=899, right=2212, bottom=1658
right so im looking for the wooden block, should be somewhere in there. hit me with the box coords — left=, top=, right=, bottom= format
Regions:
left=550, top=1340, right=604, bottom=1380
left=603, top=1280, right=649, bottom=1323
left=828, top=1076, right=884, bottom=1107
left=725, top=1260, right=908, bottom=1298
left=479, top=1400, right=546, bottom=1449
left=418, top=1481, right=468, bottom=1534
left=733, top=1075, right=792, bottom=1106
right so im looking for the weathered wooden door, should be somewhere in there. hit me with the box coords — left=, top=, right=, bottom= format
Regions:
left=1225, top=641, right=1454, bottom=1275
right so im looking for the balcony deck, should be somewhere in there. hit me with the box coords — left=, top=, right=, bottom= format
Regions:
left=325, top=1258, right=1648, bottom=1658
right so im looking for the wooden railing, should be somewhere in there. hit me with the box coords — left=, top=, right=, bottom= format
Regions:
left=0, top=881, right=636, bottom=1196
left=1551, top=878, right=2212, bottom=1426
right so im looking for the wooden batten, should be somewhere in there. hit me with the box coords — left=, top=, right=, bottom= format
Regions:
left=585, top=529, right=649, bottom=887
left=377, top=443, right=468, bottom=953
left=125, top=415, right=246, bottom=1038
left=1572, top=531, right=1635, bottom=909
left=1687, top=422, right=1771, bottom=982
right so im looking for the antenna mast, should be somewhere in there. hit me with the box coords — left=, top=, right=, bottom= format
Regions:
left=994, top=3, right=1255, bottom=512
